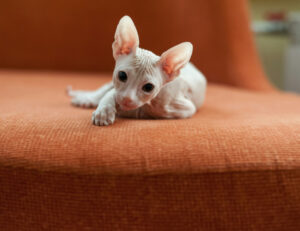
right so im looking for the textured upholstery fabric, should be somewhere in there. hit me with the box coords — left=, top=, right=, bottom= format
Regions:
left=1, top=168, right=299, bottom=231
left=0, top=0, right=299, bottom=230
left=0, top=0, right=273, bottom=90
left=0, top=71, right=300, bottom=230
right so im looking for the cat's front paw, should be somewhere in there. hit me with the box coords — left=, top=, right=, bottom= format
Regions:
left=92, top=105, right=116, bottom=126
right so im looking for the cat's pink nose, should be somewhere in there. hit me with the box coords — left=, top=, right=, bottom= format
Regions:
left=121, top=97, right=134, bottom=107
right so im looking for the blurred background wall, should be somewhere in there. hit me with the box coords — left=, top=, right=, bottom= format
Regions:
left=249, top=0, right=300, bottom=92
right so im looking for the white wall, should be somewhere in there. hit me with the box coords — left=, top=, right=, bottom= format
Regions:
left=249, top=0, right=300, bottom=90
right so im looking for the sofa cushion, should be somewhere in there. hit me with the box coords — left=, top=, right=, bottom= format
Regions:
left=0, top=70, right=299, bottom=174
left=1, top=70, right=300, bottom=230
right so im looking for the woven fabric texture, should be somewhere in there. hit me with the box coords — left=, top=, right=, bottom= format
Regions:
left=0, top=71, right=300, bottom=230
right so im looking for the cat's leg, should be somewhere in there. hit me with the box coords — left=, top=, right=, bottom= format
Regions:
left=67, top=82, right=113, bottom=108
left=118, top=97, right=196, bottom=119
left=161, top=97, right=196, bottom=119
left=92, top=89, right=117, bottom=126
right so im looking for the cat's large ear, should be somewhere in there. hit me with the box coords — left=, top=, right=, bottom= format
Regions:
left=112, top=16, right=139, bottom=60
left=158, top=42, right=193, bottom=82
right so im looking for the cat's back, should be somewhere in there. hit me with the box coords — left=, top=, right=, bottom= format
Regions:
left=165, top=62, right=207, bottom=108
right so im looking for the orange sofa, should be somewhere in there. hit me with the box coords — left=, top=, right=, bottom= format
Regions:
left=0, top=0, right=300, bottom=230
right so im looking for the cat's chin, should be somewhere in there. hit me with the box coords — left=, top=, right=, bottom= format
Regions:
left=119, top=104, right=139, bottom=111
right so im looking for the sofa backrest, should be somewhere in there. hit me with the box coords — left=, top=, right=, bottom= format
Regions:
left=0, top=0, right=273, bottom=90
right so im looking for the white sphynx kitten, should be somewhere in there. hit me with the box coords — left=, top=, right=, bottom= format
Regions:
left=68, top=16, right=206, bottom=126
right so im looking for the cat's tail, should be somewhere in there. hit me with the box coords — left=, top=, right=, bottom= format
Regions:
left=66, top=85, right=74, bottom=96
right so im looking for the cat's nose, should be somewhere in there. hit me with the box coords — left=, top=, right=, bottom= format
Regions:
left=121, top=97, right=134, bottom=106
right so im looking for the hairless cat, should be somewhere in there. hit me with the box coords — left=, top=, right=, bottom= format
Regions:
left=68, top=16, right=206, bottom=126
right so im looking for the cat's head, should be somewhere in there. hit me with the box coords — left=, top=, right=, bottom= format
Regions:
left=112, top=16, right=193, bottom=111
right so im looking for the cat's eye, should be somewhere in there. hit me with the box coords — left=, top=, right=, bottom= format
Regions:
left=142, top=83, right=154, bottom=92
left=118, top=71, right=127, bottom=82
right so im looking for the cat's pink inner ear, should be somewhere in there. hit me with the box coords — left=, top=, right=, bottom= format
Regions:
left=113, top=16, right=139, bottom=60
left=159, top=42, right=193, bottom=82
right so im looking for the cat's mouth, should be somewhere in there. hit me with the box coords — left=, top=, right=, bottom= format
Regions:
left=117, top=102, right=139, bottom=111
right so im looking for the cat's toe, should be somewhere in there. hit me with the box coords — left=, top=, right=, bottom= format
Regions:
left=92, top=106, right=116, bottom=126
